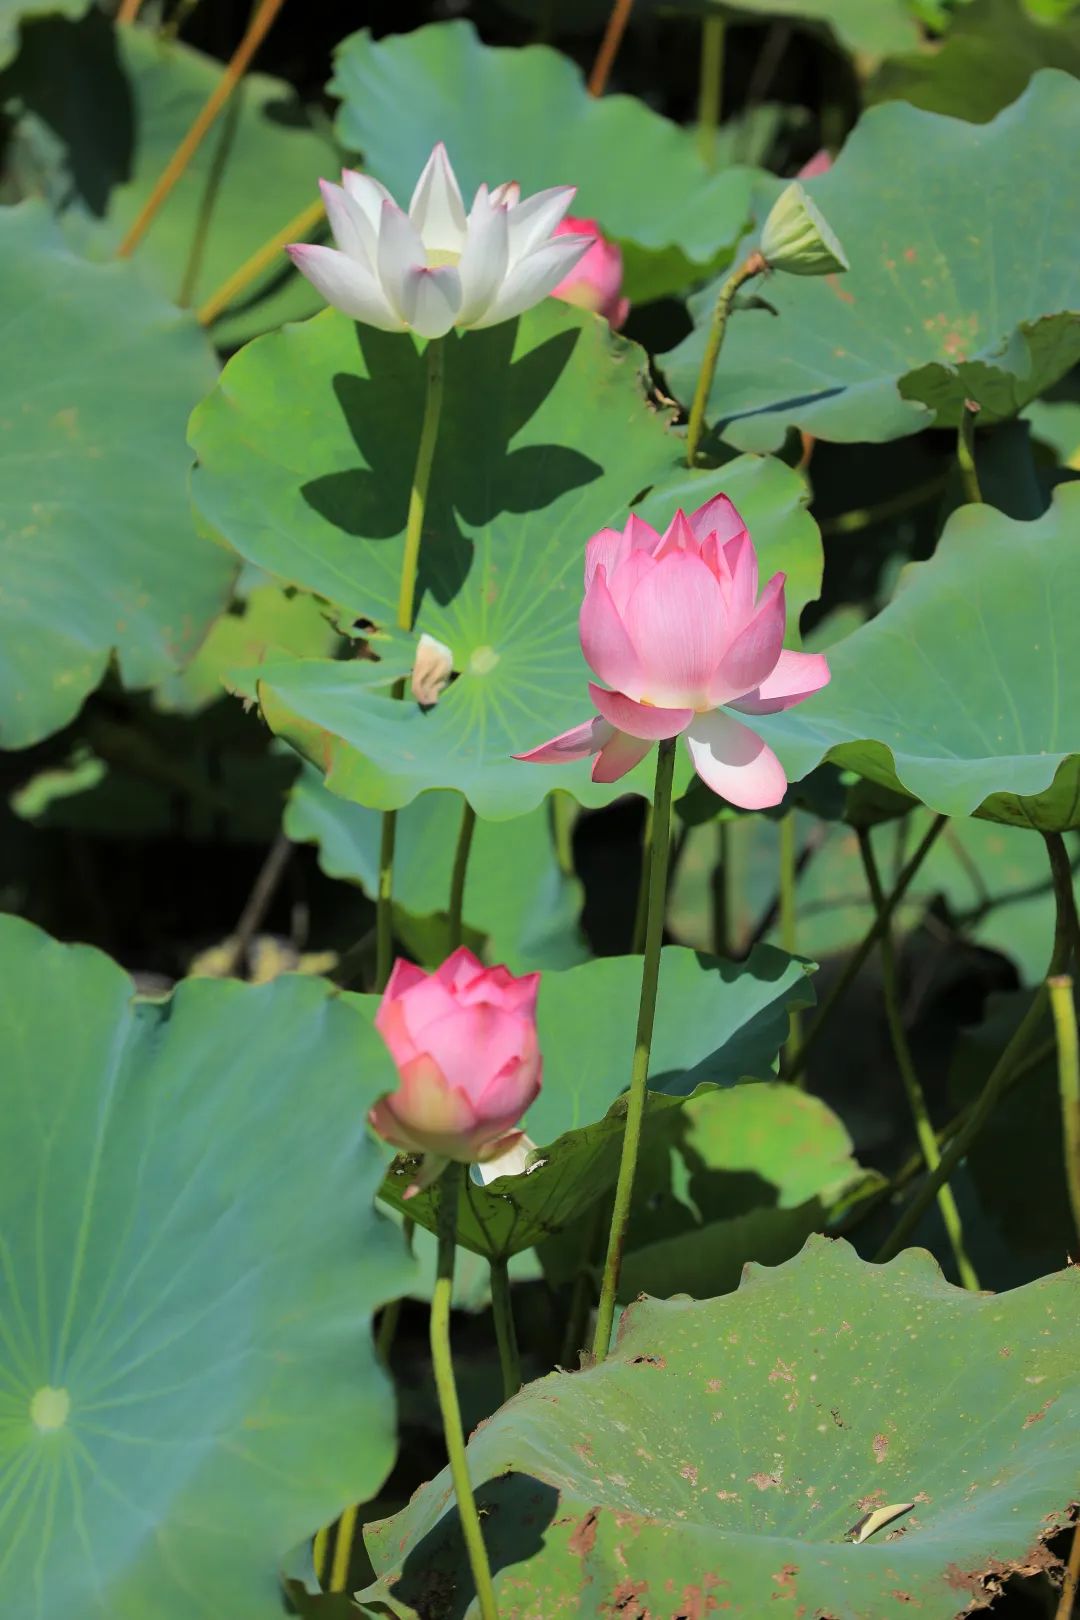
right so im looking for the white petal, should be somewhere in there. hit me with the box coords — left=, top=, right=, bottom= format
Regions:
left=489, top=180, right=521, bottom=208
left=319, top=179, right=374, bottom=267
left=456, top=185, right=510, bottom=326
left=684, top=710, right=787, bottom=810
left=376, top=200, right=427, bottom=321
left=399, top=265, right=463, bottom=339
left=506, top=185, right=576, bottom=265
left=409, top=141, right=467, bottom=254
left=285, top=244, right=404, bottom=330
left=470, top=234, right=594, bottom=328
left=341, top=169, right=395, bottom=233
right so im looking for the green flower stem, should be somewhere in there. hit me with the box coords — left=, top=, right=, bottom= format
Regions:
left=448, top=801, right=478, bottom=952
left=631, top=802, right=654, bottom=954
left=712, top=818, right=733, bottom=957
left=551, top=791, right=576, bottom=879
left=432, top=1162, right=499, bottom=1620
left=957, top=402, right=982, bottom=504
left=858, top=830, right=980, bottom=1290
left=1050, top=974, right=1080, bottom=1245
left=779, top=811, right=802, bottom=1076
left=787, top=813, right=947, bottom=1085
left=592, top=737, right=677, bottom=1360
left=374, top=337, right=446, bottom=992
left=875, top=830, right=1076, bottom=1263
left=685, top=251, right=766, bottom=468
left=489, top=1256, right=521, bottom=1401
left=328, top=1503, right=359, bottom=1593
left=697, top=14, right=725, bottom=168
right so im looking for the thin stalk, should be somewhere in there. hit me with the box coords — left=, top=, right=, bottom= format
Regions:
left=957, top=403, right=982, bottom=504
left=588, top=0, right=635, bottom=97
left=561, top=1199, right=605, bottom=1367
left=176, top=94, right=241, bottom=308
left=117, top=0, right=288, bottom=257
left=448, top=801, right=477, bottom=952
left=1049, top=975, right=1080, bottom=1245
left=220, top=830, right=292, bottom=978
left=431, top=1163, right=499, bottom=1620
left=375, top=337, right=446, bottom=990
left=592, top=738, right=677, bottom=1360
left=779, top=811, right=802, bottom=1073
left=116, top=0, right=145, bottom=23
left=859, top=830, right=980, bottom=1289
left=875, top=831, right=1075, bottom=1262
left=489, top=1257, right=521, bottom=1402
left=685, top=252, right=766, bottom=466
left=697, top=15, right=725, bottom=168
left=712, top=818, right=733, bottom=957
left=196, top=196, right=325, bottom=326
left=1055, top=1520, right=1080, bottom=1620
left=631, top=802, right=654, bottom=954
left=328, top=1504, right=358, bottom=1593
left=551, top=791, right=576, bottom=879
left=787, top=813, right=948, bottom=1084
left=312, top=1527, right=330, bottom=1587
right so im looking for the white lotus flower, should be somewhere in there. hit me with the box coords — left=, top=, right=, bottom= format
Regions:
left=287, top=143, right=595, bottom=340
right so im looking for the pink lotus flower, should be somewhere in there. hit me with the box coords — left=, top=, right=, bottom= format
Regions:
left=370, top=949, right=542, bottom=1185
left=797, top=149, right=833, bottom=180
left=514, top=494, right=829, bottom=809
left=551, top=215, right=629, bottom=329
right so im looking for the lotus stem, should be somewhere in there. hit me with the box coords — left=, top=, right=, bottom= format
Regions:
left=779, top=810, right=802, bottom=1074
left=592, top=736, right=677, bottom=1359
left=1049, top=974, right=1080, bottom=1245
left=489, top=1257, right=521, bottom=1401
left=697, top=15, right=725, bottom=167
left=685, top=252, right=766, bottom=467
left=432, top=1162, right=500, bottom=1620
left=858, top=830, right=980, bottom=1289
left=588, top=0, right=635, bottom=97
left=117, top=0, right=288, bottom=257
left=448, top=801, right=478, bottom=952
left=631, top=802, right=654, bottom=954
left=957, top=401, right=982, bottom=504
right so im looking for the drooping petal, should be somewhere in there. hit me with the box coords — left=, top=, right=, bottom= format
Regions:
left=341, top=169, right=395, bottom=233
left=505, top=185, right=577, bottom=263
left=685, top=710, right=787, bottom=809
left=729, top=648, right=830, bottom=715
left=708, top=572, right=786, bottom=703
left=589, top=683, right=693, bottom=740
left=398, top=264, right=463, bottom=339
left=408, top=141, right=467, bottom=254
left=469, top=234, right=593, bottom=328
left=688, top=492, right=748, bottom=546
left=320, top=179, right=375, bottom=266
left=513, top=715, right=612, bottom=765
left=580, top=568, right=646, bottom=696
left=592, top=728, right=653, bottom=783
left=376, top=200, right=428, bottom=321
left=285, top=244, right=405, bottom=329
left=622, top=551, right=727, bottom=707
left=455, top=184, right=510, bottom=326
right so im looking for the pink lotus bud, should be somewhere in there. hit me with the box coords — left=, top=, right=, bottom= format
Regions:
left=797, top=149, right=832, bottom=180
left=369, top=949, right=542, bottom=1179
left=550, top=216, right=630, bottom=329
left=514, top=495, right=830, bottom=810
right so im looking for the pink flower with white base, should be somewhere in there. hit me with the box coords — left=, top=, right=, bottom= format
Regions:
left=514, top=494, right=829, bottom=809
left=550, top=215, right=630, bottom=328
left=370, top=948, right=542, bottom=1192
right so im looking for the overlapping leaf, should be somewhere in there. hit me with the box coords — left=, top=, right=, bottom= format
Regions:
left=0, top=0, right=87, bottom=69
left=360, top=1238, right=1080, bottom=1620
left=0, top=202, right=232, bottom=748
left=665, top=71, right=1080, bottom=450
left=0, top=916, right=416, bottom=1620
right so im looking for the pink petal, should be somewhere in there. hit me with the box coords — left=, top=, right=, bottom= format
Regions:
left=592, top=728, right=653, bottom=783
left=584, top=527, right=626, bottom=592
left=622, top=551, right=727, bottom=707
left=729, top=648, right=830, bottom=715
left=422, top=1004, right=528, bottom=1096
left=655, top=509, right=698, bottom=559
left=386, top=974, right=458, bottom=1047
left=434, top=946, right=486, bottom=992
left=688, top=492, right=749, bottom=546
left=381, top=958, right=427, bottom=1002
left=286, top=244, right=403, bottom=330
left=580, top=568, right=646, bottom=697
left=723, top=533, right=759, bottom=627
left=605, top=548, right=657, bottom=616
left=514, top=715, right=612, bottom=765
left=474, top=1044, right=541, bottom=1122
left=589, top=683, right=693, bottom=740
left=624, top=512, right=662, bottom=554
left=709, top=572, right=787, bottom=704
left=685, top=710, right=787, bottom=809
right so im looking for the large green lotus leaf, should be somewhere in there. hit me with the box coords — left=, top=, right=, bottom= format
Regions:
left=0, top=202, right=233, bottom=749
left=329, top=19, right=757, bottom=304
left=285, top=765, right=586, bottom=972
left=190, top=298, right=683, bottom=818
left=359, top=1237, right=1080, bottom=1620
left=0, top=915, right=416, bottom=1620
left=664, top=71, right=1080, bottom=452
left=376, top=945, right=815, bottom=1258
left=870, top=0, right=1080, bottom=123
left=682, top=0, right=924, bottom=54
left=2, top=14, right=333, bottom=345
left=750, top=483, right=1080, bottom=830
left=0, top=0, right=86, bottom=69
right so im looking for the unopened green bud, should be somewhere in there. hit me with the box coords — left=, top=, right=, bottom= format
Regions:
left=760, top=183, right=848, bottom=277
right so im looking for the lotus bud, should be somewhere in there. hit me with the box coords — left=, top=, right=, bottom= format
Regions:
left=760, top=182, right=848, bottom=278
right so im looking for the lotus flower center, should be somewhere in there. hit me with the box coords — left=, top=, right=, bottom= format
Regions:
left=30, top=1386, right=70, bottom=1431
left=425, top=247, right=462, bottom=269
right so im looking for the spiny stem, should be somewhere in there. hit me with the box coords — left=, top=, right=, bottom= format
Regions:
left=448, top=801, right=477, bottom=952
left=697, top=15, right=725, bottom=167
left=592, top=738, right=677, bottom=1359
left=858, top=829, right=980, bottom=1289
left=685, top=252, right=766, bottom=467
left=196, top=196, right=325, bottom=326
left=117, top=0, right=288, bottom=257
left=787, top=813, right=948, bottom=1085
left=1049, top=974, right=1080, bottom=1246
left=432, top=1163, right=499, bottom=1620
left=489, top=1257, right=521, bottom=1402
left=588, top=0, right=635, bottom=97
